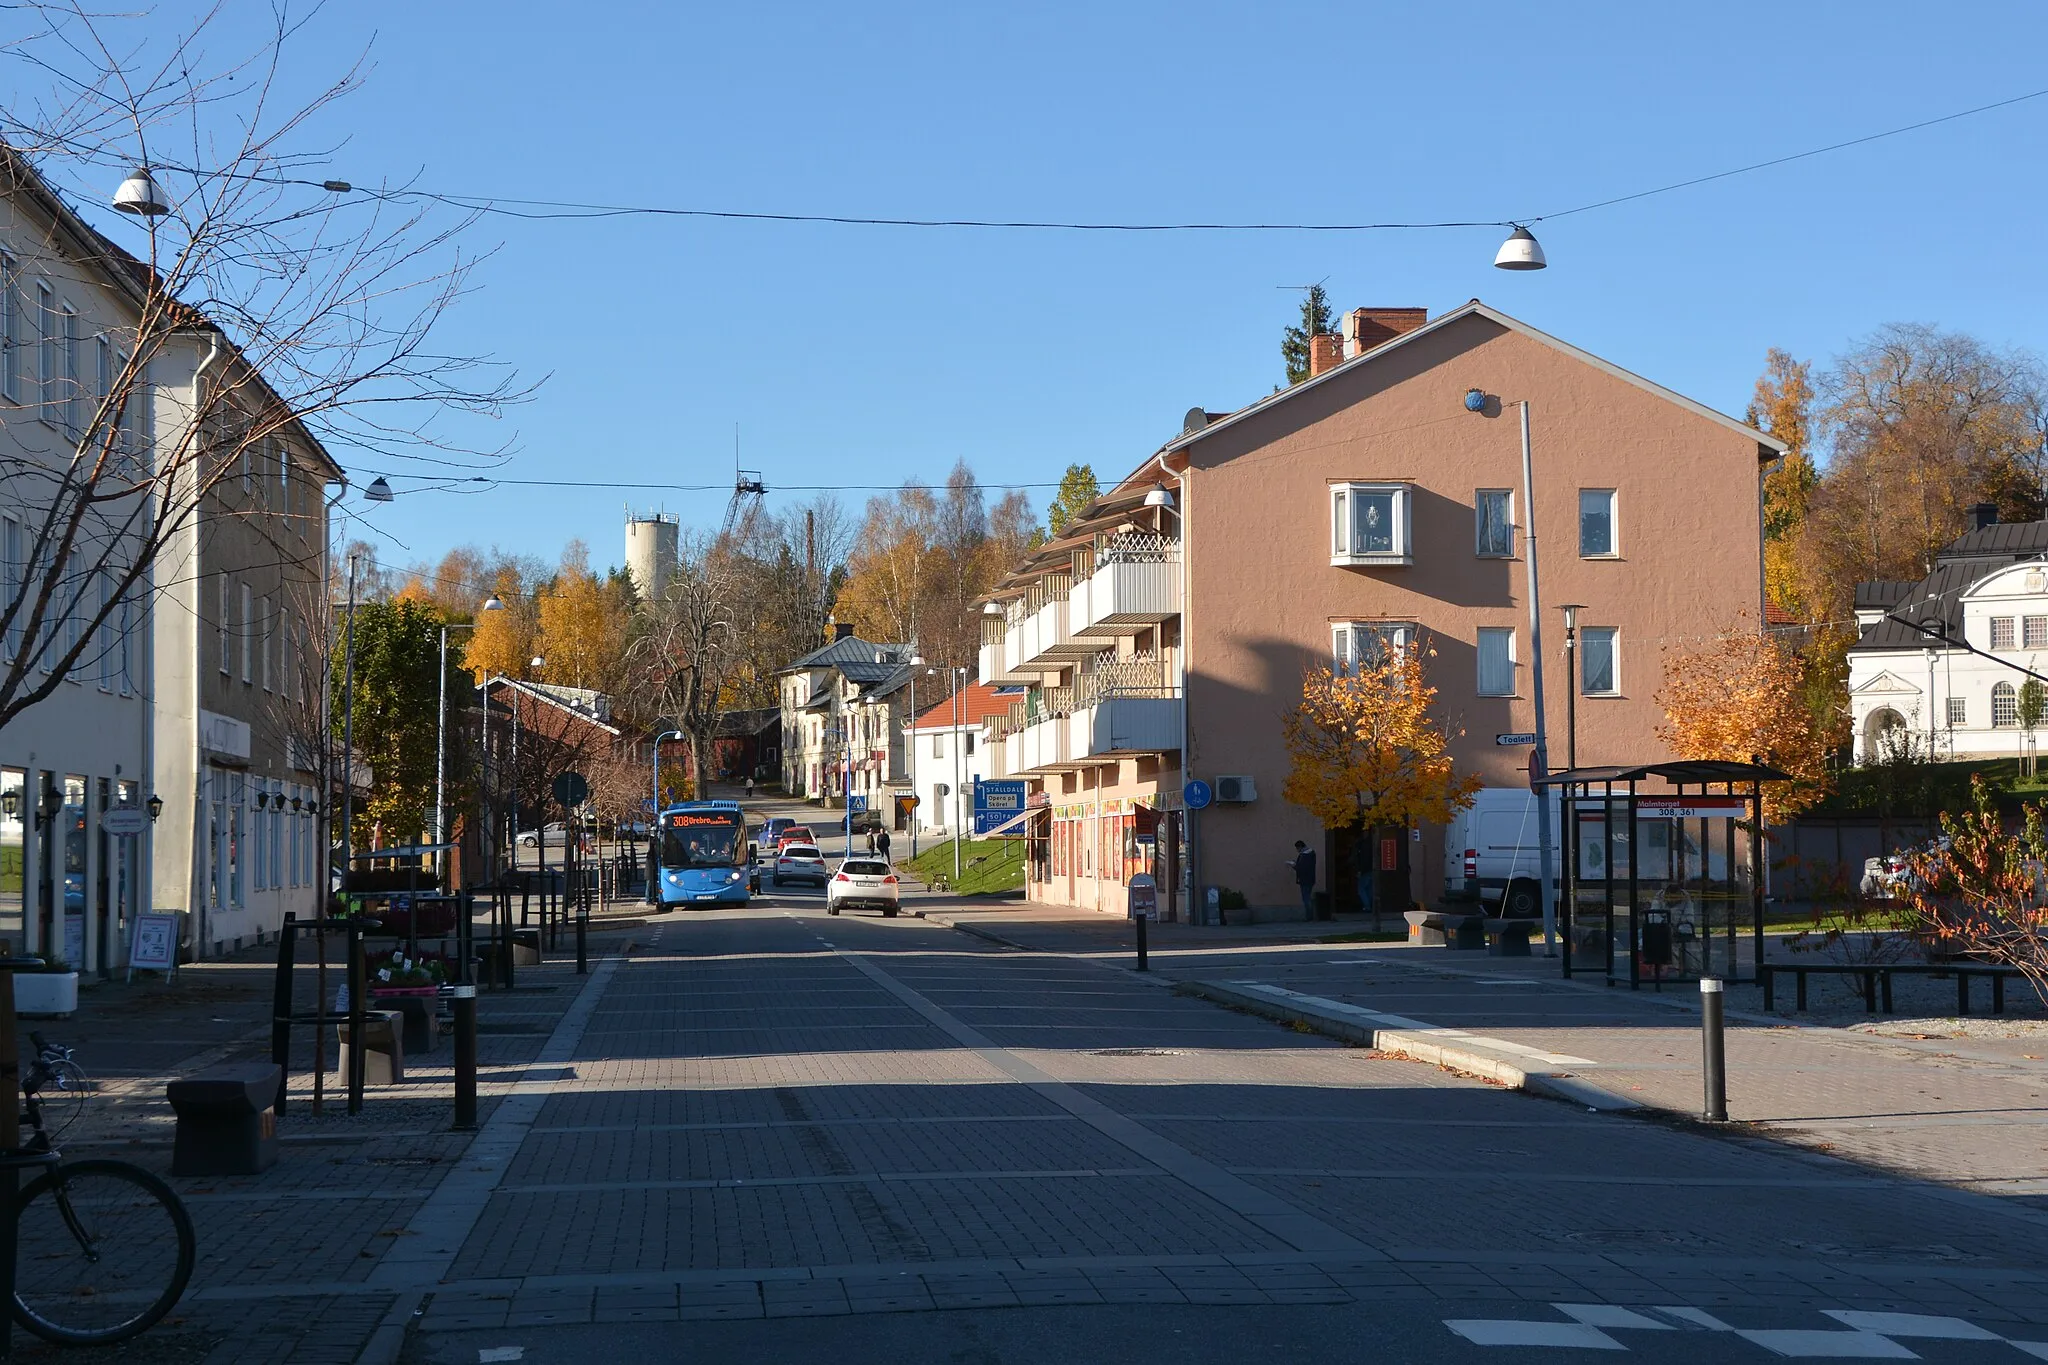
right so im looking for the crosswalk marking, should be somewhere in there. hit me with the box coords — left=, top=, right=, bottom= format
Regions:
left=1445, top=1305, right=2043, bottom=1357
left=1824, top=1312, right=2002, bottom=1340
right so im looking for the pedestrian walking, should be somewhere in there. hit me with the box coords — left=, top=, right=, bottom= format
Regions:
left=1287, top=840, right=1318, bottom=921
left=865, top=828, right=877, bottom=854
left=744, top=776, right=754, bottom=798
left=876, top=828, right=891, bottom=861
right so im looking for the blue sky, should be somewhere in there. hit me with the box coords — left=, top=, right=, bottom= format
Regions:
left=66, top=2, right=2048, bottom=575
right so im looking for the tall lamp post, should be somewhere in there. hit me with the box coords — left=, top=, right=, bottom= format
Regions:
left=905, top=653, right=924, bottom=860
left=649, top=729, right=683, bottom=904
left=436, top=597, right=504, bottom=880
left=951, top=666, right=967, bottom=885
left=1467, top=390, right=1557, bottom=956
left=1558, top=604, right=1586, bottom=771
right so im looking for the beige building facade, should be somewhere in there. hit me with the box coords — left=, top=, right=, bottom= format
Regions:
left=984, top=301, right=1781, bottom=920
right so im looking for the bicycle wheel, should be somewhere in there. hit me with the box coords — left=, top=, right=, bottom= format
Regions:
left=12, top=1159, right=196, bottom=1346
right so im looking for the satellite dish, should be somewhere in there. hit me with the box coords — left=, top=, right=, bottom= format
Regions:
left=1182, top=407, right=1209, bottom=435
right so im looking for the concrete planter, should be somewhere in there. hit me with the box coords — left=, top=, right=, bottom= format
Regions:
left=15, top=971, right=79, bottom=1018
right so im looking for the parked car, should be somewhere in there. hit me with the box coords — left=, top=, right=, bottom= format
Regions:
left=772, top=843, right=827, bottom=888
left=827, top=859, right=899, bottom=916
left=1861, top=835, right=1952, bottom=899
left=775, top=825, right=817, bottom=851
left=516, top=822, right=593, bottom=851
left=759, top=817, right=802, bottom=849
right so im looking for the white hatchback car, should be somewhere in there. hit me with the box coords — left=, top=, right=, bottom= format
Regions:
left=827, top=859, right=900, bottom=916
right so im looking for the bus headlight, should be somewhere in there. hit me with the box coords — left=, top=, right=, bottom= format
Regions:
left=725, top=870, right=741, bottom=882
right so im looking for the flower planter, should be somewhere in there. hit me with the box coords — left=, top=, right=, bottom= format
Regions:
left=14, top=972, right=79, bottom=1018
left=367, top=985, right=438, bottom=998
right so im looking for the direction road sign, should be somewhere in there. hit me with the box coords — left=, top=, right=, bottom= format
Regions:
left=1495, top=732, right=1538, bottom=747
left=552, top=771, right=590, bottom=807
left=1183, top=779, right=1213, bottom=811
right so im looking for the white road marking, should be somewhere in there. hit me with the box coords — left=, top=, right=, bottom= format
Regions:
left=478, top=1349, right=525, bottom=1363
left=1655, top=1306, right=1734, bottom=1331
left=1735, top=1329, right=1918, bottom=1358
left=1823, top=1311, right=2000, bottom=1340
left=1558, top=1304, right=1673, bottom=1331
left=1445, top=1320, right=1625, bottom=1349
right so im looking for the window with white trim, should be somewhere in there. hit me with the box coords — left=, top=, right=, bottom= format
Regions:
left=240, top=582, right=252, bottom=682
left=118, top=584, right=133, bottom=694
left=1476, top=627, right=1516, bottom=696
left=260, top=595, right=272, bottom=691
left=1475, top=489, right=1513, bottom=557
left=1332, top=621, right=1415, bottom=674
left=1947, top=696, right=1967, bottom=727
left=1579, top=489, right=1618, bottom=557
left=95, top=336, right=111, bottom=446
left=1992, top=617, right=2016, bottom=650
left=36, top=283, right=55, bottom=425
left=1, top=517, right=19, bottom=660
left=97, top=567, right=113, bottom=690
left=277, top=438, right=291, bottom=508
left=1994, top=681, right=2018, bottom=727
left=0, top=252, right=18, bottom=403
left=2025, top=617, right=2048, bottom=649
left=60, top=305, right=78, bottom=440
left=1580, top=626, right=1619, bottom=695
left=252, top=784, right=266, bottom=892
left=218, top=574, right=230, bottom=674
left=1330, top=483, right=1413, bottom=566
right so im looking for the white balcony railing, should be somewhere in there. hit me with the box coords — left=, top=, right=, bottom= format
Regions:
left=1071, top=534, right=1180, bottom=637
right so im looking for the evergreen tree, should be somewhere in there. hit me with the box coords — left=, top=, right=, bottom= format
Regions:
left=1282, top=284, right=1335, bottom=386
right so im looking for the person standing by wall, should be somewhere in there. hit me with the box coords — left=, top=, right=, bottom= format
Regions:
left=1288, top=840, right=1318, bottom=921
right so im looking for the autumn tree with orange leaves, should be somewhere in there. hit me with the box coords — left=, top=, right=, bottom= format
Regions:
left=1283, top=648, right=1481, bottom=916
left=1657, top=625, right=1833, bottom=824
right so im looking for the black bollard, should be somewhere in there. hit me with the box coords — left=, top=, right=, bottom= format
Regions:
left=346, top=923, right=367, bottom=1117
left=269, top=914, right=298, bottom=1115
left=1136, top=915, right=1149, bottom=972
left=1701, top=976, right=1727, bottom=1121
left=575, top=872, right=589, bottom=975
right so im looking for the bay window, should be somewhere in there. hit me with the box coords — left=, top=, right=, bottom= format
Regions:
left=1331, top=482, right=1413, bottom=566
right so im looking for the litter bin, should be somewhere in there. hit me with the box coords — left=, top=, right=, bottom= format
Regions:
left=1640, top=908, right=1673, bottom=968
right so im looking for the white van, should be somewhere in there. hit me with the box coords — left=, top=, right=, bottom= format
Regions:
left=1442, top=788, right=1562, bottom=918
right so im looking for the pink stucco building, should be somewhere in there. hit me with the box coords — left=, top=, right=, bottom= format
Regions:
left=980, top=300, right=1784, bottom=921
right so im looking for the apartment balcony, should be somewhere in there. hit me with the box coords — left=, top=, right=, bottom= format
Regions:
left=1068, top=655, right=1181, bottom=760
left=1004, top=713, right=1071, bottom=774
left=1071, top=533, right=1180, bottom=638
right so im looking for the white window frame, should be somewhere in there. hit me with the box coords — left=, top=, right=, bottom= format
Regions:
left=0, top=252, right=17, bottom=404
left=277, top=438, right=291, bottom=511
left=1476, top=626, right=1516, bottom=696
left=218, top=574, right=231, bottom=674
left=1330, top=482, right=1414, bottom=567
left=60, top=304, right=79, bottom=440
left=1947, top=695, right=1967, bottom=728
left=260, top=594, right=272, bottom=692
left=1, top=516, right=19, bottom=661
left=2025, top=617, right=2048, bottom=650
left=97, top=566, right=113, bottom=691
left=1579, top=488, right=1619, bottom=558
left=1332, top=621, right=1416, bottom=674
left=240, top=582, right=252, bottom=682
left=1475, top=489, right=1514, bottom=558
left=94, top=335, right=111, bottom=448
left=36, top=283, right=56, bottom=427
left=1580, top=626, right=1620, bottom=696
left=1991, top=617, right=2016, bottom=650
left=118, top=585, right=133, bottom=695
left=1993, top=681, right=2019, bottom=728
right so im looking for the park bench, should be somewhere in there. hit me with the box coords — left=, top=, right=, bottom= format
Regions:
left=167, top=1062, right=283, bottom=1177
left=1760, top=961, right=2025, bottom=1016
left=336, top=1009, right=405, bottom=1084
left=1405, top=911, right=1532, bottom=955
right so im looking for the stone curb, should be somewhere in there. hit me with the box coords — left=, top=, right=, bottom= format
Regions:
left=1171, top=979, right=1644, bottom=1113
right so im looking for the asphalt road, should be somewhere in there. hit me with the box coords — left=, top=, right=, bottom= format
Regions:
left=397, top=905, right=2048, bottom=1364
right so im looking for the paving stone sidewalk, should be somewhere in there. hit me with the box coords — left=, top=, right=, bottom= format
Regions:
left=909, top=899, right=2048, bottom=1210
left=4, top=914, right=639, bottom=1363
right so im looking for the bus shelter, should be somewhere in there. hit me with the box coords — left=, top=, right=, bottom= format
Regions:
left=1538, top=761, right=1788, bottom=989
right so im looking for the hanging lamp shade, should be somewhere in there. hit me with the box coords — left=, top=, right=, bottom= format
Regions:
left=1493, top=226, right=1547, bottom=271
left=1143, top=485, right=1176, bottom=509
left=363, top=477, right=395, bottom=503
left=113, top=167, right=171, bottom=216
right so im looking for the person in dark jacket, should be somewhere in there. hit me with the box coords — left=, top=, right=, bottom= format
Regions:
left=1288, top=840, right=1318, bottom=920
left=876, top=828, right=892, bottom=861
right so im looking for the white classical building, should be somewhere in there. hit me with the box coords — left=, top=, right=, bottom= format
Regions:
left=1847, top=514, right=2048, bottom=763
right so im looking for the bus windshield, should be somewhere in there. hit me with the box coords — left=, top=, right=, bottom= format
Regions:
left=658, top=811, right=744, bottom=869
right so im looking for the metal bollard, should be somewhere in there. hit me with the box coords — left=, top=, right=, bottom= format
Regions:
left=575, top=881, right=589, bottom=975
left=452, top=983, right=478, bottom=1131
left=1700, top=976, right=1727, bottom=1121
left=1135, top=916, right=1149, bottom=972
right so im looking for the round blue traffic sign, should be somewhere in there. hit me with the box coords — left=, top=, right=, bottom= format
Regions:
left=1183, top=779, right=1213, bottom=811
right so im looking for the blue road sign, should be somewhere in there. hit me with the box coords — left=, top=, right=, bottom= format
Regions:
left=973, top=779, right=1029, bottom=836
left=847, top=795, right=868, bottom=813
left=1183, top=779, right=1213, bottom=811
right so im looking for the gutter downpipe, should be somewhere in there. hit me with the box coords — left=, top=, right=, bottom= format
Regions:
left=1153, top=448, right=1195, bottom=923
left=189, top=332, right=222, bottom=959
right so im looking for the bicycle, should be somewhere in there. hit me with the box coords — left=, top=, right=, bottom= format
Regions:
left=5, top=1032, right=195, bottom=1346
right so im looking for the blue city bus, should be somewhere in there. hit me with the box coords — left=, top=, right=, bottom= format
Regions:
left=653, top=801, right=751, bottom=908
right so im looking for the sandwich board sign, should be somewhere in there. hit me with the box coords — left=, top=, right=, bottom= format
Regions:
left=127, top=912, right=181, bottom=982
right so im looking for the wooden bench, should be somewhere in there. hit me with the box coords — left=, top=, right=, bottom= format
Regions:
left=167, top=1063, right=282, bottom=1177
left=1760, top=961, right=2025, bottom=1015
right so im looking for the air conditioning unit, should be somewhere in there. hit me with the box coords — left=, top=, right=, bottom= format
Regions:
left=1214, top=775, right=1257, bottom=803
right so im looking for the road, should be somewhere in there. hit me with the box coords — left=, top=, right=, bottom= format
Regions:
left=392, top=901, right=2048, bottom=1363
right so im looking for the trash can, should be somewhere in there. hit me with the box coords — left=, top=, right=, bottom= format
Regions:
left=1640, top=908, right=1673, bottom=967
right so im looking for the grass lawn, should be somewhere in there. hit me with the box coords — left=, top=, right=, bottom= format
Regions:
left=906, top=838, right=1027, bottom=896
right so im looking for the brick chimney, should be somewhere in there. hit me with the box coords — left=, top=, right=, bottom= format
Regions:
left=1972, top=502, right=1999, bottom=531
left=1342, top=307, right=1429, bottom=359
left=1308, top=333, right=1344, bottom=378
left=833, top=622, right=855, bottom=642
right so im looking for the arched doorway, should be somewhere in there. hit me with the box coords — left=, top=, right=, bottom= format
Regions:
left=1862, top=706, right=1906, bottom=761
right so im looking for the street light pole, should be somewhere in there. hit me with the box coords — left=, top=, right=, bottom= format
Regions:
left=907, top=654, right=924, bottom=860
left=338, top=554, right=360, bottom=872
left=434, top=599, right=501, bottom=881
left=650, top=729, right=683, bottom=904
left=1515, top=400, right=1560, bottom=958
left=1558, top=604, right=1585, bottom=771
left=953, top=666, right=966, bottom=885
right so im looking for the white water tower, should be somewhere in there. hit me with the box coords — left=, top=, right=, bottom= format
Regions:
left=625, top=510, right=679, bottom=600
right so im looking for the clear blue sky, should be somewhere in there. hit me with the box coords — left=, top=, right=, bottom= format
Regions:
left=81, top=2, right=2048, bottom=575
